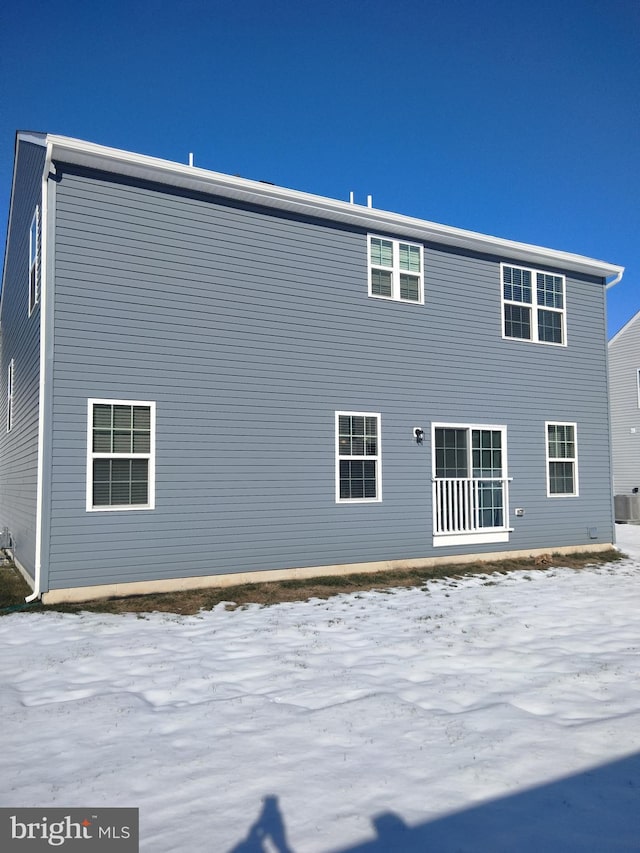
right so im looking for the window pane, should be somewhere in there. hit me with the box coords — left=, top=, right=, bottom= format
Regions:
left=399, top=274, right=419, bottom=301
left=503, top=267, right=532, bottom=303
left=133, top=406, right=150, bottom=430
left=113, top=405, right=132, bottom=429
left=548, top=424, right=574, bottom=459
left=133, top=431, right=151, bottom=453
left=435, top=428, right=468, bottom=477
left=130, top=481, right=149, bottom=504
left=504, top=304, right=531, bottom=339
left=549, top=461, right=575, bottom=494
left=93, top=405, right=112, bottom=430
left=93, top=430, right=112, bottom=453
left=371, top=269, right=392, bottom=297
left=538, top=309, right=563, bottom=344
left=113, top=431, right=133, bottom=452
left=111, top=482, right=130, bottom=504
left=131, top=459, right=148, bottom=481
left=537, top=273, right=564, bottom=309
left=472, top=430, right=502, bottom=477
left=352, top=435, right=365, bottom=455
left=399, top=244, right=420, bottom=272
left=370, top=238, right=393, bottom=267
left=112, top=459, right=132, bottom=481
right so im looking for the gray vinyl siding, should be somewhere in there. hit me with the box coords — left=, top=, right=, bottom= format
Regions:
left=609, top=315, right=640, bottom=494
left=46, top=165, right=613, bottom=590
left=0, top=140, right=46, bottom=580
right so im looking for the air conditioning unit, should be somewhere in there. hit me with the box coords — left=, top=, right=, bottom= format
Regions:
left=614, top=495, right=640, bottom=523
left=0, top=527, right=11, bottom=549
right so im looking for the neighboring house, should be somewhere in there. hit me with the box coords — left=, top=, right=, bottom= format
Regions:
left=0, top=132, right=625, bottom=603
left=609, top=311, right=640, bottom=496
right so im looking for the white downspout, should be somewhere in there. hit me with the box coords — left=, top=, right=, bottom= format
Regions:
left=605, top=269, right=624, bottom=289
left=26, top=141, right=53, bottom=602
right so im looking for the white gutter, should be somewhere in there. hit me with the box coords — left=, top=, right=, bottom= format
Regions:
left=26, top=141, right=53, bottom=602
left=42, top=133, right=624, bottom=282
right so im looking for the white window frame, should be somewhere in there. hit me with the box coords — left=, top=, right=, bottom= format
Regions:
left=501, top=263, right=567, bottom=347
left=6, top=359, right=14, bottom=433
left=335, top=411, right=382, bottom=504
left=545, top=421, right=579, bottom=497
left=368, top=235, right=424, bottom=304
left=28, top=207, right=39, bottom=316
left=431, top=422, right=511, bottom=547
left=86, top=399, right=156, bottom=512
left=636, top=369, right=640, bottom=409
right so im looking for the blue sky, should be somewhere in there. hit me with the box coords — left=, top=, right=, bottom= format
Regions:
left=1, top=0, right=638, bottom=336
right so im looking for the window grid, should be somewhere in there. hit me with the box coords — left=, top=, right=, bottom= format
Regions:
left=29, top=207, right=39, bottom=315
left=502, top=264, right=566, bottom=346
left=336, top=412, right=381, bottom=503
left=87, top=399, right=155, bottom=511
left=546, top=422, right=578, bottom=496
left=369, top=236, right=423, bottom=304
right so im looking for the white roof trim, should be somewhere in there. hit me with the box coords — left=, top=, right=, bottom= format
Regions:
left=19, top=132, right=624, bottom=281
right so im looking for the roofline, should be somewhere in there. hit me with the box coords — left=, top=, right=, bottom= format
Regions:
left=609, top=308, right=640, bottom=346
left=17, top=131, right=625, bottom=281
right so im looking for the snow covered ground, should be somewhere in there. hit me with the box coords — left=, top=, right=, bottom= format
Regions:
left=1, top=527, right=640, bottom=852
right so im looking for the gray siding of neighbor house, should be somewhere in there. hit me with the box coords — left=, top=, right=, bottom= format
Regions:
left=609, top=315, right=640, bottom=494
left=0, top=140, right=46, bottom=581
left=45, top=164, right=614, bottom=591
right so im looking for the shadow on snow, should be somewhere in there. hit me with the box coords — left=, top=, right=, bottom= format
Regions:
left=227, top=752, right=640, bottom=852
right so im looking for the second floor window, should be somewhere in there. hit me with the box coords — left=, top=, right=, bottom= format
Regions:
left=368, top=236, right=423, bottom=304
left=502, top=264, right=566, bottom=346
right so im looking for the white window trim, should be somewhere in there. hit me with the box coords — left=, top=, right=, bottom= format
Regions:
left=637, top=369, right=640, bottom=409
left=28, top=207, right=39, bottom=316
left=335, top=411, right=382, bottom=504
left=6, top=359, right=14, bottom=433
left=431, top=422, right=511, bottom=547
left=368, top=235, right=424, bottom=304
left=545, top=421, right=579, bottom=497
left=501, top=262, right=567, bottom=347
left=86, top=398, right=156, bottom=512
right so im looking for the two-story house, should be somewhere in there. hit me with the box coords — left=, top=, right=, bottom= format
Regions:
left=0, top=132, right=624, bottom=603
left=609, top=311, right=640, bottom=511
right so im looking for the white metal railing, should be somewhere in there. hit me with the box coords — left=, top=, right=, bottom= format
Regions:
left=433, top=477, right=510, bottom=535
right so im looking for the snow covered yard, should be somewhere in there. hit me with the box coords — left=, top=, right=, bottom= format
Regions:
left=1, top=529, right=640, bottom=853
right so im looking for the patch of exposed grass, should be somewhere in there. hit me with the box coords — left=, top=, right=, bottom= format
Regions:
left=0, top=547, right=625, bottom=617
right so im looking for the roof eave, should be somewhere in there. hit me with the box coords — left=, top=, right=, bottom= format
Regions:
left=41, top=133, right=623, bottom=282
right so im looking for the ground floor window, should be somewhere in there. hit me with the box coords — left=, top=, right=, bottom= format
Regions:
left=336, top=412, right=381, bottom=503
left=87, top=399, right=156, bottom=511
left=546, top=422, right=578, bottom=496
left=432, top=423, right=510, bottom=545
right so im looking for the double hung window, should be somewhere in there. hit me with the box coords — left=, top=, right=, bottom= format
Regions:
left=502, top=264, right=566, bottom=345
left=369, top=236, right=423, bottom=303
left=336, top=412, right=381, bottom=502
left=546, top=422, right=578, bottom=496
left=87, top=400, right=155, bottom=510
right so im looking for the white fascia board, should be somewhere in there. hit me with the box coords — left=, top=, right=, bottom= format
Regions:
left=43, top=133, right=624, bottom=281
